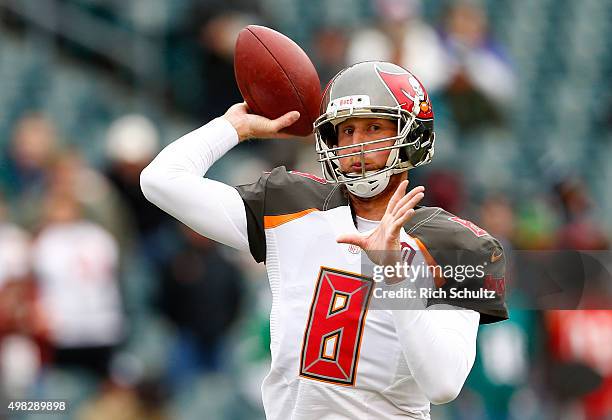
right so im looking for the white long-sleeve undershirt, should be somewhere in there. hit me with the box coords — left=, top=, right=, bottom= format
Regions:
left=140, top=117, right=249, bottom=251
left=140, top=117, right=480, bottom=405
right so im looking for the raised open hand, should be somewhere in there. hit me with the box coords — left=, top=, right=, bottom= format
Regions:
left=336, top=180, right=425, bottom=266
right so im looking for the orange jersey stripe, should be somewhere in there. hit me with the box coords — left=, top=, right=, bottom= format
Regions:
left=264, top=208, right=318, bottom=229
left=413, top=237, right=446, bottom=288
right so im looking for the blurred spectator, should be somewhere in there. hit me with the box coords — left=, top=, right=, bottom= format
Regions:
left=9, top=146, right=135, bottom=250
left=105, top=115, right=167, bottom=253
left=556, top=220, right=610, bottom=251
left=0, top=195, right=43, bottom=399
left=346, top=0, right=449, bottom=92
left=0, top=210, right=39, bottom=338
left=553, top=177, right=609, bottom=250
left=0, top=335, right=41, bottom=401
left=0, top=194, right=30, bottom=291
left=49, top=150, right=135, bottom=246
left=312, top=26, right=349, bottom=85
left=158, top=225, right=244, bottom=390
left=553, top=177, right=592, bottom=223
left=514, top=194, right=560, bottom=250
left=480, top=195, right=516, bottom=249
left=195, top=11, right=251, bottom=120
left=0, top=113, right=58, bottom=203
left=461, top=309, right=538, bottom=420
left=438, top=1, right=516, bottom=133
left=545, top=310, right=611, bottom=419
left=77, top=380, right=169, bottom=420
left=422, top=170, right=466, bottom=215
left=167, top=7, right=256, bottom=120
left=32, top=191, right=125, bottom=378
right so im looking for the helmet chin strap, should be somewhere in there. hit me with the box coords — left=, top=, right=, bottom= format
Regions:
left=345, top=170, right=392, bottom=198
left=343, top=148, right=400, bottom=198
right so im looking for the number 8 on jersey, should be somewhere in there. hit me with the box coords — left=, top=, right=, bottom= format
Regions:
left=299, top=267, right=374, bottom=385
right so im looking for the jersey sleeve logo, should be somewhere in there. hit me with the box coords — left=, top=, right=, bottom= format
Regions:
left=288, top=170, right=327, bottom=184
left=448, top=216, right=489, bottom=237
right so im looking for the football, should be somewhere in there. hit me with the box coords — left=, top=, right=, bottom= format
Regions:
left=234, top=25, right=321, bottom=136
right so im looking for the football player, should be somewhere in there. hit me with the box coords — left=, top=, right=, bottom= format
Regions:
left=141, top=61, right=508, bottom=419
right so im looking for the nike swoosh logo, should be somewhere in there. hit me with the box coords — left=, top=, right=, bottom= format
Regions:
left=491, top=248, right=503, bottom=263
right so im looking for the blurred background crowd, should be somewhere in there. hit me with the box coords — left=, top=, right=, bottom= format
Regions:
left=0, top=0, right=611, bottom=419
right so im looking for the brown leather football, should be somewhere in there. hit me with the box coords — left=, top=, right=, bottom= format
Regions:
left=234, top=25, right=321, bottom=136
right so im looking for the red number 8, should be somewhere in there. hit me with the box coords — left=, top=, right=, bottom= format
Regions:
left=299, top=267, right=373, bottom=385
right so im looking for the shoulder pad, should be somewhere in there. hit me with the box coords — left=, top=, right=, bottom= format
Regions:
left=264, top=166, right=347, bottom=215
left=405, top=206, right=508, bottom=324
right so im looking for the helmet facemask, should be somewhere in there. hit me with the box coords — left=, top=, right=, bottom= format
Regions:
left=314, top=106, right=435, bottom=198
left=313, top=61, right=436, bottom=198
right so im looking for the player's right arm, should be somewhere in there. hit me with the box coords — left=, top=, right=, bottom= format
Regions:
left=140, top=103, right=299, bottom=250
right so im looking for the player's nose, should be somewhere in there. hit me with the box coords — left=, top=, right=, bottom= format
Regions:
left=344, top=142, right=364, bottom=158
left=347, top=128, right=370, bottom=150
left=352, top=127, right=368, bottom=143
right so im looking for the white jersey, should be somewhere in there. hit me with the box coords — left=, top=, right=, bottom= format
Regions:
left=256, top=201, right=450, bottom=419
left=32, top=221, right=124, bottom=348
left=140, top=118, right=508, bottom=419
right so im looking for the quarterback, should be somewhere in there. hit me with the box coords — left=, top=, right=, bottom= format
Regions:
left=141, top=62, right=508, bottom=419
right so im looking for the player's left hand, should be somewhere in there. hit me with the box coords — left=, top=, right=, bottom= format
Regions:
left=336, top=180, right=424, bottom=266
